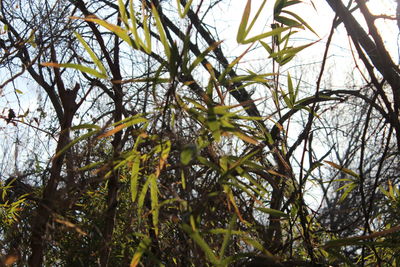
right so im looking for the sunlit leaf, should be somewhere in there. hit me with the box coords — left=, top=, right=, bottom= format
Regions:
left=130, top=152, right=141, bottom=202
left=237, top=0, right=251, bottom=43
left=97, top=117, right=147, bottom=139
left=41, top=62, right=107, bottom=78
left=188, top=41, right=222, bottom=73
left=74, top=31, right=107, bottom=75
left=151, top=4, right=171, bottom=59
left=130, top=235, right=151, bottom=267
left=242, top=27, right=290, bottom=44
left=72, top=16, right=138, bottom=49
left=176, top=0, right=194, bottom=18
left=324, top=161, right=359, bottom=178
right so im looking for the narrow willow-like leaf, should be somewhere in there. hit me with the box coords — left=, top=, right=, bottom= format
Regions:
left=141, top=15, right=152, bottom=54
left=182, top=224, right=220, bottom=264
left=127, top=1, right=152, bottom=54
left=224, top=185, right=246, bottom=223
left=207, top=113, right=221, bottom=142
left=154, top=140, right=171, bottom=177
left=232, top=131, right=259, bottom=145
left=76, top=16, right=138, bottom=49
left=324, top=225, right=400, bottom=249
left=71, top=124, right=101, bottom=131
left=281, top=88, right=293, bottom=108
left=260, top=40, right=273, bottom=54
left=231, top=73, right=275, bottom=83
left=241, top=236, right=277, bottom=260
left=180, top=170, right=186, bottom=189
left=287, top=73, right=295, bottom=103
left=338, top=183, right=357, bottom=203
left=197, top=156, right=221, bottom=172
left=275, top=15, right=301, bottom=27
left=130, top=152, right=141, bottom=202
left=77, top=161, right=104, bottom=172
left=97, top=117, right=147, bottom=139
left=188, top=41, right=222, bottom=73
left=149, top=174, right=159, bottom=236
left=130, top=235, right=151, bottom=267
left=282, top=10, right=318, bottom=36
left=118, top=0, right=129, bottom=27
left=151, top=4, right=171, bottom=60
left=74, top=32, right=107, bottom=75
left=269, top=42, right=315, bottom=61
left=324, top=161, right=360, bottom=178
left=244, top=0, right=268, bottom=38
left=41, top=62, right=107, bottom=79
left=137, top=177, right=151, bottom=223
left=176, top=0, right=194, bottom=18
left=256, top=207, right=289, bottom=218
left=219, top=215, right=236, bottom=259
left=54, top=130, right=99, bottom=159
left=242, top=27, right=290, bottom=44
left=274, top=0, right=302, bottom=16
left=237, top=0, right=251, bottom=43
left=115, top=77, right=170, bottom=84
left=128, top=1, right=144, bottom=49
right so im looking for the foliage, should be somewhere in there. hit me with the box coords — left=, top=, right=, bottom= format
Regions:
left=0, top=0, right=399, bottom=266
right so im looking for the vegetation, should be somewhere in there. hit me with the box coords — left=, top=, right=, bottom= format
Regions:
left=0, top=0, right=399, bottom=266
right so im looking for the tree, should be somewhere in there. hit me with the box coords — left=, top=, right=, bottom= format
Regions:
left=0, top=0, right=399, bottom=266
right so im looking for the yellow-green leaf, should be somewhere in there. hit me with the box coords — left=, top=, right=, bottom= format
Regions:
left=74, top=32, right=107, bottom=75
left=324, top=161, right=359, bottom=178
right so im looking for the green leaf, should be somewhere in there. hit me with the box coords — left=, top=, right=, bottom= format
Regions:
left=118, top=0, right=129, bottom=27
left=149, top=173, right=159, bottom=236
left=128, top=1, right=152, bottom=54
left=282, top=10, right=319, bottom=36
left=74, top=32, right=107, bottom=75
left=98, top=117, right=147, bottom=139
left=244, top=0, right=268, bottom=38
left=324, top=161, right=359, bottom=178
left=275, top=16, right=301, bottom=27
left=180, top=144, right=197, bottom=165
left=269, top=42, right=315, bottom=61
left=287, top=73, right=294, bottom=103
left=237, top=0, right=251, bottom=43
left=256, top=207, right=289, bottom=218
left=242, top=27, right=290, bottom=44
left=182, top=224, right=220, bottom=264
left=338, top=182, right=357, bottom=203
left=219, top=215, right=236, bottom=259
left=241, top=236, right=277, bottom=260
left=130, top=152, right=141, bottom=202
left=176, top=0, right=194, bottom=18
left=137, top=177, right=151, bottom=223
left=188, top=41, right=222, bottom=73
left=71, top=124, right=101, bottom=131
left=260, top=41, right=272, bottom=54
left=54, top=129, right=99, bottom=159
left=77, top=16, right=138, bottom=49
left=41, top=62, right=107, bottom=79
left=151, top=4, right=171, bottom=60
left=130, top=235, right=151, bottom=267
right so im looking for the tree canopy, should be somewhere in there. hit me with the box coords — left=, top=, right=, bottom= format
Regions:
left=1, top=0, right=400, bottom=266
